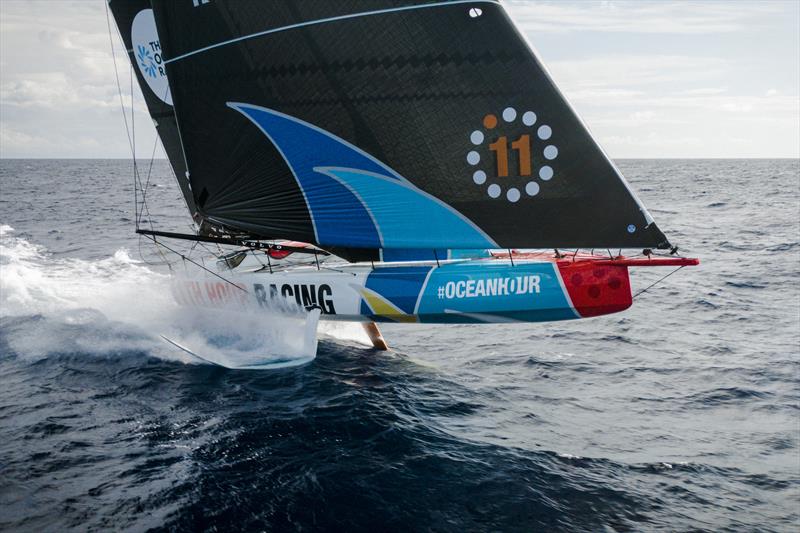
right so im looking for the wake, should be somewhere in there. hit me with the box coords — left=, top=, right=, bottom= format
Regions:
left=0, top=225, right=341, bottom=369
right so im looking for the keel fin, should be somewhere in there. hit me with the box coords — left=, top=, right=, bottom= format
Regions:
left=362, top=322, right=389, bottom=351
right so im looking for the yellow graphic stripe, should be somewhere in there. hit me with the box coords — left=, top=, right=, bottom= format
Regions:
left=358, top=287, right=419, bottom=323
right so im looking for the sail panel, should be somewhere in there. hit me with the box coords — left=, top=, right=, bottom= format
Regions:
left=149, top=0, right=671, bottom=250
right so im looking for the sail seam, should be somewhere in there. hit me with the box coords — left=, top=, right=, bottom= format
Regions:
left=165, top=0, right=500, bottom=64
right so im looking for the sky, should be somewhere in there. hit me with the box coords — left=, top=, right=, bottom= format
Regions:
left=0, top=0, right=798, bottom=159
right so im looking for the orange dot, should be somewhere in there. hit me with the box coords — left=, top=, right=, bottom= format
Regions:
left=483, top=114, right=498, bottom=129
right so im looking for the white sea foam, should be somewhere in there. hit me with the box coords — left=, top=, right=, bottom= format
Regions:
left=318, top=321, right=372, bottom=346
left=0, top=226, right=320, bottom=369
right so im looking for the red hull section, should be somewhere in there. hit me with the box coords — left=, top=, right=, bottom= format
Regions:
left=492, top=251, right=699, bottom=319
left=558, top=261, right=632, bottom=318
left=556, top=254, right=698, bottom=318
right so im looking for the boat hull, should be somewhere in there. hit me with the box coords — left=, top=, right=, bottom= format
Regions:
left=171, top=257, right=637, bottom=324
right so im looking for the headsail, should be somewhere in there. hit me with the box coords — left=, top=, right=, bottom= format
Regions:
left=116, top=0, right=673, bottom=251
left=108, top=0, right=197, bottom=218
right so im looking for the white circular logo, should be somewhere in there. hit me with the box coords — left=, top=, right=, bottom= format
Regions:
left=131, top=9, right=172, bottom=105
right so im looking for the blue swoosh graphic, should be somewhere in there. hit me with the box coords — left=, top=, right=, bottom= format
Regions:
left=228, top=102, right=496, bottom=250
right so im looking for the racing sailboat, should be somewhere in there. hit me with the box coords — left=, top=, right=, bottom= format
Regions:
left=108, top=0, right=697, bottom=352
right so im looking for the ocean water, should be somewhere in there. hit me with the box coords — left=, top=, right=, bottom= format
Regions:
left=0, top=158, right=798, bottom=531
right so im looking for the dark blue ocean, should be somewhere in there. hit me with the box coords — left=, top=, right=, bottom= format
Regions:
left=0, top=159, right=798, bottom=531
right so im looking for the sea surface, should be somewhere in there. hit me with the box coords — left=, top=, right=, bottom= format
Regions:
left=0, top=158, right=798, bottom=532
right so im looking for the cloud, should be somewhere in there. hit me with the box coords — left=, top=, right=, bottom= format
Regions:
left=0, top=123, right=120, bottom=159
left=580, top=92, right=799, bottom=115
left=1, top=73, right=127, bottom=110
left=0, top=127, right=46, bottom=152
left=680, top=88, right=729, bottom=96
left=603, top=132, right=703, bottom=148
left=539, top=52, right=798, bottom=139
left=547, top=55, right=730, bottom=89
left=505, top=0, right=780, bottom=34
left=0, top=0, right=152, bottom=158
left=0, top=0, right=797, bottom=158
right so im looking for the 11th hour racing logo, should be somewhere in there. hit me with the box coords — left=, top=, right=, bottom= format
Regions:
left=466, top=107, right=558, bottom=203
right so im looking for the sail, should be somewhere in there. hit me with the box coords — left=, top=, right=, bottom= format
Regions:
left=108, top=0, right=197, bottom=217
left=141, top=0, right=671, bottom=250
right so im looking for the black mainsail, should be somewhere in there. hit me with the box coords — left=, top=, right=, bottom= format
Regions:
left=111, top=0, right=673, bottom=253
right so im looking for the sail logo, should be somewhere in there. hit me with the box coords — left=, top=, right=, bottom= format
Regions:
left=467, top=106, right=557, bottom=203
left=136, top=45, right=160, bottom=79
left=437, top=275, right=541, bottom=299
left=131, top=9, right=172, bottom=105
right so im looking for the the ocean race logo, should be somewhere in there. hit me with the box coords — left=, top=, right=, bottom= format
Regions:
left=131, top=9, right=172, bottom=105
left=136, top=45, right=159, bottom=79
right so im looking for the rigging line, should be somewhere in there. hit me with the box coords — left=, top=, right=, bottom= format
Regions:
left=131, top=62, right=136, bottom=182
left=151, top=80, right=195, bottom=222
left=117, top=25, right=178, bottom=235
left=189, top=238, right=220, bottom=260
left=133, top=145, right=137, bottom=230
left=196, top=240, right=222, bottom=260
left=137, top=232, right=177, bottom=267
left=134, top=152, right=157, bottom=231
left=159, top=58, right=193, bottom=193
left=136, top=129, right=160, bottom=227
left=321, top=266, right=358, bottom=277
left=129, top=67, right=161, bottom=255
left=165, top=143, right=195, bottom=221
left=250, top=249, right=267, bottom=268
left=129, top=64, right=149, bottom=233
left=105, top=3, right=142, bottom=231
left=127, top=98, right=159, bottom=239
left=153, top=230, right=172, bottom=266
left=633, top=266, right=685, bottom=299
left=126, top=58, right=146, bottom=233
left=187, top=240, right=203, bottom=263
left=104, top=3, right=134, bottom=157
left=144, top=235, right=249, bottom=294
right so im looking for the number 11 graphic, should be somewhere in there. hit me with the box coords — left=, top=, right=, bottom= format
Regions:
left=488, top=134, right=531, bottom=177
